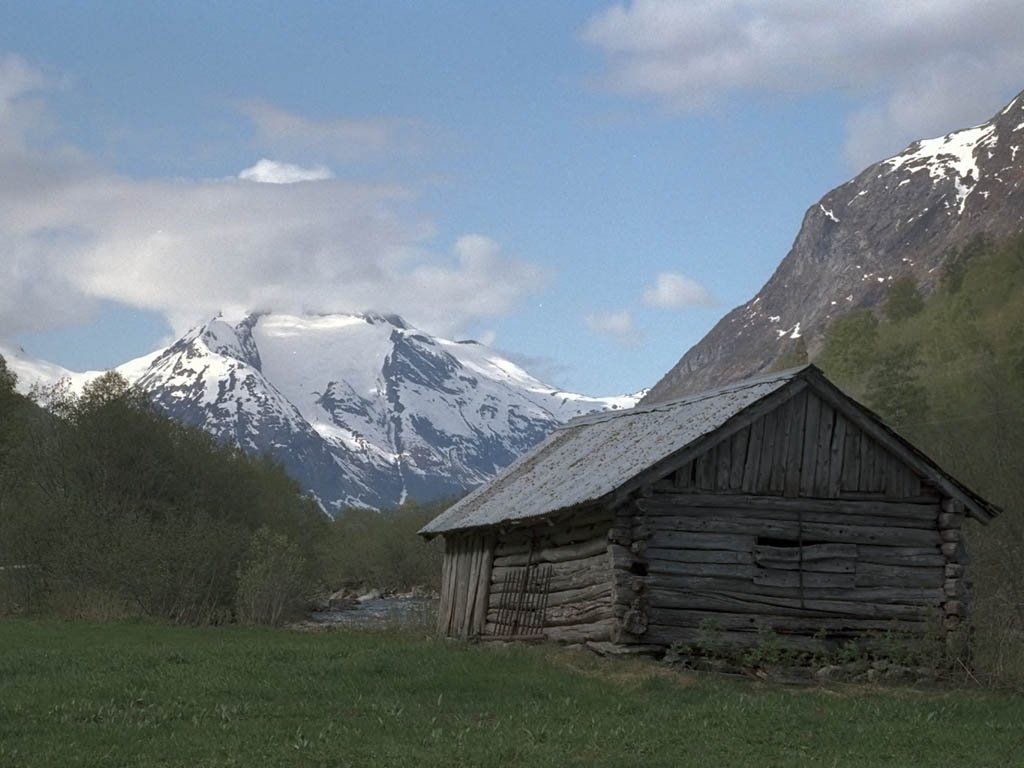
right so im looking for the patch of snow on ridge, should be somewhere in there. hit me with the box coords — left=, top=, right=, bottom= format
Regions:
left=883, top=123, right=997, bottom=215
left=819, top=204, right=839, bottom=223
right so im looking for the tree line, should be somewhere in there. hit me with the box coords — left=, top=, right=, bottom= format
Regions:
left=0, top=365, right=445, bottom=625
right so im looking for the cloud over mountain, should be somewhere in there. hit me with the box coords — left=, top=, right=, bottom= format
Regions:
left=238, top=158, right=334, bottom=184
left=0, top=55, right=544, bottom=342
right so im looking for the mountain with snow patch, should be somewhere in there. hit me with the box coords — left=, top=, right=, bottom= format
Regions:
left=645, top=88, right=1024, bottom=402
left=3, top=313, right=638, bottom=514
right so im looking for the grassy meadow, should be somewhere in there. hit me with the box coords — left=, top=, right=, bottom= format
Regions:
left=1, top=620, right=1022, bottom=768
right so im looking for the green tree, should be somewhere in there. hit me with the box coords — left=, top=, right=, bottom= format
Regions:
left=817, top=310, right=879, bottom=382
left=864, top=343, right=928, bottom=429
left=941, top=234, right=991, bottom=294
left=883, top=275, right=925, bottom=322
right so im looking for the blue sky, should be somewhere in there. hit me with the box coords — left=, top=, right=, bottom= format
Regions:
left=3, top=1, right=1024, bottom=394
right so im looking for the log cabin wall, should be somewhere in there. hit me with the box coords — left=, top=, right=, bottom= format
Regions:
left=611, top=388, right=967, bottom=651
left=482, top=508, right=615, bottom=643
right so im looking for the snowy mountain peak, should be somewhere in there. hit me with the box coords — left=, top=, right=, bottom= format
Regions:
left=5, top=312, right=638, bottom=513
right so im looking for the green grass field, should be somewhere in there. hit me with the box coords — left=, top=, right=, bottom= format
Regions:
left=1, top=621, right=1022, bottom=767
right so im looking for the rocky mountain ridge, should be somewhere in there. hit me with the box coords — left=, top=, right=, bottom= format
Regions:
left=645, top=88, right=1024, bottom=402
left=3, top=313, right=638, bottom=514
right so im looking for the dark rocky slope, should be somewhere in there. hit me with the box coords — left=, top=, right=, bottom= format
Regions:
left=645, top=90, right=1024, bottom=402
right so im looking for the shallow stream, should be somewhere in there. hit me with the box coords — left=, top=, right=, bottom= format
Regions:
left=309, top=597, right=437, bottom=629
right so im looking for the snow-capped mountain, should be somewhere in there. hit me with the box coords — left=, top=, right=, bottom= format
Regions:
left=3, top=313, right=638, bottom=514
left=646, top=88, right=1024, bottom=402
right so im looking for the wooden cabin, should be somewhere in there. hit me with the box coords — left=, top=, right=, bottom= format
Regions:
left=419, top=365, right=1000, bottom=652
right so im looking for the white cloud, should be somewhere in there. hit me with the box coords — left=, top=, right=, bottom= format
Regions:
left=585, top=309, right=639, bottom=344
left=0, top=59, right=545, bottom=342
left=239, top=158, right=334, bottom=184
left=583, top=1, right=1024, bottom=167
left=642, top=271, right=714, bottom=308
left=0, top=53, right=49, bottom=115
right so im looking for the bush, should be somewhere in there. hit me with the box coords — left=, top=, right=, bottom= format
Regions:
left=236, top=527, right=314, bottom=626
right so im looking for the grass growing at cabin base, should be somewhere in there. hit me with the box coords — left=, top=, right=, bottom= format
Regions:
left=1, top=621, right=1022, bottom=767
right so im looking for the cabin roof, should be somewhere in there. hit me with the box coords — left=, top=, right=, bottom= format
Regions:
left=420, top=365, right=1000, bottom=537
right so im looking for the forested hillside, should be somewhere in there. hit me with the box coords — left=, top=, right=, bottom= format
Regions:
left=0, top=366, right=328, bottom=624
left=817, top=232, right=1024, bottom=677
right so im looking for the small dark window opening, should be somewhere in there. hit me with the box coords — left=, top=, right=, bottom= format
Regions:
left=629, top=561, right=649, bottom=576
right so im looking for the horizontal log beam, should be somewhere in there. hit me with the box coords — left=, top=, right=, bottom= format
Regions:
left=645, top=587, right=935, bottom=620
left=488, top=581, right=609, bottom=611
left=855, top=563, right=943, bottom=589
left=489, top=569, right=607, bottom=596
left=544, top=618, right=616, bottom=644
left=753, top=569, right=855, bottom=589
left=640, top=515, right=940, bottom=548
left=491, top=537, right=608, bottom=568
left=647, top=558, right=755, bottom=579
left=495, top=522, right=611, bottom=556
left=543, top=603, right=613, bottom=627
left=648, top=587, right=935, bottom=621
left=753, top=557, right=855, bottom=574
left=640, top=493, right=940, bottom=522
left=646, top=574, right=944, bottom=607
left=638, top=532, right=754, bottom=552
left=638, top=548, right=753, bottom=565
left=855, top=545, right=945, bottom=567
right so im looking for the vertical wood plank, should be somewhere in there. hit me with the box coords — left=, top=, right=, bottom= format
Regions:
left=459, top=539, right=474, bottom=635
left=758, top=411, right=778, bottom=492
left=444, top=539, right=461, bottom=635
left=878, top=454, right=892, bottom=498
left=859, top=429, right=872, bottom=492
left=799, top=393, right=821, bottom=496
left=827, top=415, right=847, bottom=497
left=742, top=416, right=764, bottom=492
left=438, top=541, right=453, bottom=634
left=875, top=447, right=889, bottom=494
left=772, top=400, right=792, bottom=494
left=729, top=427, right=749, bottom=490
left=770, top=403, right=786, bottom=493
left=814, top=401, right=835, bottom=497
left=716, top=440, right=732, bottom=491
left=842, top=429, right=861, bottom=492
left=882, top=453, right=899, bottom=499
left=785, top=391, right=808, bottom=497
left=698, top=450, right=715, bottom=490
left=476, top=543, right=490, bottom=633
left=674, top=462, right=692, bottom=490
